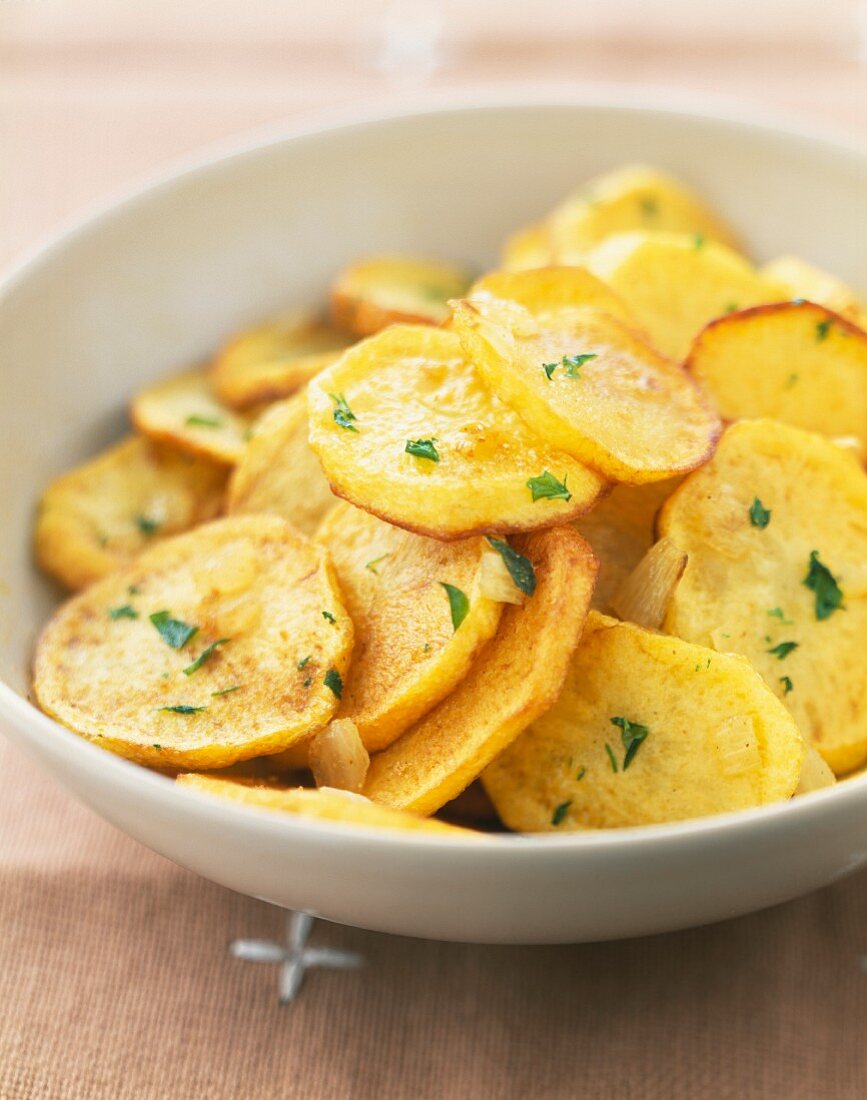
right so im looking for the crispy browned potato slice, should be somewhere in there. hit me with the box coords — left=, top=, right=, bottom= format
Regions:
left=585, top=231, right=787, bottom=360
left=307, top=324, right=606, bottom=539
left=468, top=265, right=636, bottom=324
left=330, top=255, right=472, bottom=337
left=659, top=419, right=867, bottom=775
left=35, top=435, right=227, bottom=591
left=226, top=393, right=337, bottom=536
left=686, top=302, right=867, bottom=447
left=482, top=611, right=803, bottom=831
left=315, top=503, right=503, bottom=751
left=176, top=774, right=474, bottom=836
left=131, top=371, right=255, bottom=466
left=453, top=295, right=720, bottom=483
left=211, top=312, right=350, bottom=409
left=363, top=525, right=597, bottom=814
left=760, top=255, right=865, bottom=324
left=34, top=515, right=353, bottom=770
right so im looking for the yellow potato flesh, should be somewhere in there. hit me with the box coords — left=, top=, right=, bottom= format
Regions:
left=468, top=266, right=635, bottom=325
left=211, top=312, right=350, bottom=409
left=454, top=298, right=720, bottom=483
left=307, top=324, right=606, bottom=539
left=176, top=774, right=474, bottom=836
left=500, top=222, right=556, bottom=271
left=687, top=302, right=867, bottom=447
left=34, top=515, right=353, bottom=770
left=226, top=393, right=337, bottom=536
left=316, top=503, right=503, bottom=751
left=131, top=370, right=254, bottom=466
left=760, top=255, right=865, bottom=324
left=35, top=436, right=227, bottom=591
left=660, top=419, right=867, bottom=775
left=483, top=612, right=803, bottom=831
left=585, top=231, right=787, bottom=360
left=363, top=525, right=597, bottom=814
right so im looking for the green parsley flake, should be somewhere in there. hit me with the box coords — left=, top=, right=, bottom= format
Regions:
left=816, top=318, right=833, bottom=342
left=543, top=361, right=558, bottom=380
left=405, top=437, right=439, bottom=462
left=639, top=196, right=658, bottom=217
left=128, top=585, right=141, bottom=596
left=153, top=744, right=162, bottom=750
left=485, top=537, right=537, bottom=596
left=576, top=766, right=586, bottom=781
left=610, top=716, right=650, bottom=770
left=768, top=641, right=799, bottom=660
left=365, top=554, right=391, bottom=574
left=322, top=610, right=336, bottom=624
left=329, top=392, right=358, bottom=432
left=185, top=414, right=223, bottom=428
left=749, top=497, right=771, bottom=528
left=604, top=742, right=619, bottom=774
left=724, top=303, right=739, bottom=315
left=780, top=676, right=794, bottom=695
left=440, top=583, right=469, bottom=632
left=150, top=610, right=199, bottom=650
left=183, top=638, right=229, bottom=676
left=803, top=550, right=844, bottom=621
left=767, top=607, right=793, bottom=625
left=303, top=676, right=313, bottom=688
left=542, top=353, right=597, bottom=380
left=551, top=801, right=572, bottom=827
left=136, top=515, right=160, bottom=537
left=527, top=471, right=572, bottom=503
left=108, top=604, right=138, bottom=620
left=324, top=668, right=343, bottom=699
left=297, top=655, right=312, bottom=670
left=211, top=685, right=240, bottom=697
left=694, top=234, right=706, bottom=250
left=158, top=704, right=206, bottom=715
left=785, top=373, right=799, bottom=389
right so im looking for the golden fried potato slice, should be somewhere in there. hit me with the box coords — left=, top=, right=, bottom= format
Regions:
left=211, top=312, right=350, bottom=409
left=585, top=231, right=787, bottom=360
left=307, top=324, right=606, bottom=539
left=34, top=515, right=353, bottom=769
left=686, top=302, right=867, bottom=447
left=659, top=419, right=867, bottom=775
left=760, top=255, right=865, bottom=324
left=316, top=503, right=503, bottom=751
left=330, top=255, right=472, bottom=337
left=500, top=221, right=556, bottom=271
left=226, top=393, right=337, bottom=536
left=176, top=774, right=474, bottom=836
left=363, top=525, right=597, bottom=814
left=469, top=265, right=636, bottom=324
left=35, top=436, right=227, bottom=591
left=131, top=371, right=255, bottom=466
left=482, top=611, right=803, bottom=831
left=453, top=296, right=720, bottom=483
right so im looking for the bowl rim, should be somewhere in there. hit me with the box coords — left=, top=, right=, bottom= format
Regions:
left=3, top=91, right=867, bottom=857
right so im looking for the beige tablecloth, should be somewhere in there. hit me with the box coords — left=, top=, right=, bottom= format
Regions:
left=2, top=9, right=867, bottom=1097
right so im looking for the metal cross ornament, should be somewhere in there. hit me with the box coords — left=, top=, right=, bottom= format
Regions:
left=230, top=910, right=365, bottom=1004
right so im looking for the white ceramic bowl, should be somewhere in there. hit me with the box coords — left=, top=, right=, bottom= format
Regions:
left=2, top=99, right=867, bottom=945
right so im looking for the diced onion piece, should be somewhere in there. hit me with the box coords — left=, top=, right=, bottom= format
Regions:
left=309, top=719, right=370, bottom=793
left=795, top=743, right=836, bottom=795
left=478, top=550, right=526, bottom=605
left=714, top=714, right=760, bottom=777
left=610, top=536, right=687, bottom=629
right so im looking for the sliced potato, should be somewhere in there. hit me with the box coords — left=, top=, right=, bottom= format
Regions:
left=330, top=255, right=472, bottom=337
left=34, top=515, right=353, bottom=770
left=316, top=503, right=503, bottom=751
left=453, top=296, right=720, bottom=482
left=795, top=743, right=836, bottom=795
left=482, top=611, right=803, bottom=831
left=131, top=371, right=255, bottom=466
left=35, top=436, right=227, bottom=591
left=211, top=312, right=350, bottom=409
left=363, top=525, right=597, bottom=814
left=500, top=221, right=555, bottom=271
left=226, top=393, right=336, bottom=536
left=659, top=419, right=867, bottom=775
left=468, top=265, right=636, bottom=325
left=761, top=255, right=865, bottom=323
left=176, top=774, right=473, bottom=836
left=687, top=302, right=867, bottom=447
left=307, top=324, right=606, bottom=539
left=585, top=231, right=787, bottom=360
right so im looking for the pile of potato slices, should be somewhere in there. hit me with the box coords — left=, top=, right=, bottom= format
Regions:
left=33, top=163, right=867, bottom=837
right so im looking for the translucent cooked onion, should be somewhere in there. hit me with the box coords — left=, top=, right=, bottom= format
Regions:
left=795, top=743, right=836, bottom=794
left=309, top=719, right=370, bottom=793
left=478, top=550, right=526, bottom=605
left=714, top=714, right=760, bottom=777
left=610, top=536, right=687, bottom=629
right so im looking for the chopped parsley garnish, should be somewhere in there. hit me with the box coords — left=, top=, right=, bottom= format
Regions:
left=551, top=801, right=572, bottom=827
left=183, top=638, right=229, bottom=676
left=610, top=716, right=650, bottom=770
left=749, top=497, right=771, bottom=528
left=768, top=640, right=799, bottom=660
left=108, top=604, right=138, bottom=620
left=576, top=766, right=586, bottom=782
left=322, top=610, right=336, bottom=624
left=440, top=583, right=469, bottom=631
left=329, top=392, right=358, bottom=432
left=149, top=610, right=199, bottom=650
left=365, top=554, right=391, bottom=574
left=185, top=414, right=223, bottom=428
left=816, top=318, right=833, bottom=342
left=128, top=585, right=141, bottom=596
left=211, top=685, right=240, bottom=697
left=780, top=676, right=794, bottom=695
left=485, top=537, right=537, bottom=596
left=324, top=668, right=343, bottom=699
left=527, top=471, right=572, bottom=503
left=604, top=743, right=619, bottom=773
left=405, top=437, right=439, bottom=462
left=803, top=550, right=844, bottom=621
left=542, top=353, right=597, bottom=380
left=136, top=515, right=160, bottom=537
left=158, top=704, right=206, bottom=715
left=543, top=361, right=558, bottom=380
left=767, top=607, right=793, bottom=625
left=694, top=234, right=706, bottom=250
left=724, top=302, right=739, bottom=314
left=303, top=676, right=313, bottom=688
left=297, top=655, right=312, bottom=670
left=785, top=373, right=799, bottom=389
left=639, top=196, right=658, bottom=217
left=153, top=744, right=162, bottom=750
